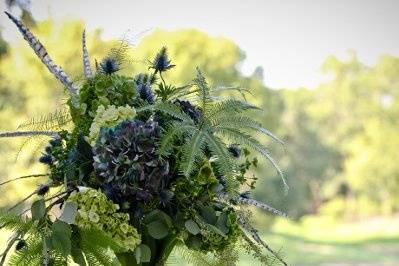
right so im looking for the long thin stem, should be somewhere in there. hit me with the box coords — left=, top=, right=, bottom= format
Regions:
left=7, top=182, right=53, bottom=212
left=0, top=131, right=58, bottom=138
left=0, top=233, right=20, bottom=266
left=7, top=191, right=37, bottom=212
left=159, top=71, right=167, bottom=88
left=0, top=174, right=49, bottom=186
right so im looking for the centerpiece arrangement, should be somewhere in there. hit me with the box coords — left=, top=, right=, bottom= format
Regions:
left=0, top=12, right=288, bottom=266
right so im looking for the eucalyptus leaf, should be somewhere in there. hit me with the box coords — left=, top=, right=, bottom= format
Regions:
left=31, top=199, right=46, bottom=220
left=185, top=219, right=200, bottom=235
left=59, top=201, right=77, bottom=224
left=200, top=206, right=217, bottom=224
left=147, top=220, right=169, bottom=239
left=135, top=244, right=151, bottom=263
left=50, top=221, right=72, bottom=256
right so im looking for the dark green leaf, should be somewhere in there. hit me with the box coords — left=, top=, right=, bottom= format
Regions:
left=31, top=199, right=45, bottom=220
left=185, top=219, right=200, bottom=235
left=59, top=201, right=77, bottom=224
left=134, top=244, right=151, bottom=263
left=50, top=220, right=72, bottom=256
left=200, top=206, right=217, bottom=224
left=51, top=231, right=71, bottom=256
left=147, top=220, right=169, bottom=239
left=71, top=247, right=87, bottom=266
left=216, top=213, right=229, bottom=234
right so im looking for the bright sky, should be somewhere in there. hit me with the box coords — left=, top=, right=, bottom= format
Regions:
left=1, top=0, right=399, bottom=88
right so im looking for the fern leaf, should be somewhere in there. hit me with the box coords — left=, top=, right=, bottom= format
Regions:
left=213, top=115, right=284, bottom=145
left=174, top=245, right=217, bottom=266
left=17, top=109, right=71, bottom=132
left=137, top=102, right=193, bottom=124
left=0, top=211, right=35, bottom=233
left=214, top=127, right=288, bottom=192
left=238, top=217, right=287, bottom=266
left=180, top=129, right=206, bottom=177
left=7, top=233, right=44, bottom=266
left=203, top=131, right=235, bottom=178
left=194, top=68, right=212, bottom=115
left=207, top=99, right=260, bottom=119
left=158, top=122, right=195, bottom=156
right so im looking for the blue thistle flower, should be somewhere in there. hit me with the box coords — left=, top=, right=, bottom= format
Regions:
left=37, top=184, right=50, bottom=196
left=15, top=240, right=26, bottom=251
left=49, top=137, right=61, bottom=147
left=99, top=57, right=120, bottom=74
left=45, top=146, right=52, bottom=154
left=150, top=47, right=175, bottom=73
left=39, top=154, right=53, bottom=165
left=159, top=190, right=174, bottom=207
left=240, top=191, right=251, bottom=199
left=134, top=74, right=155, bottom=104
left=175, top=100, right=202, bottom=124
left=228, top=144, right=241, bottom=158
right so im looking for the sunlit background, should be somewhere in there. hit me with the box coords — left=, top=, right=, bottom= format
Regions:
left=0, top=0, right=399, bottom=265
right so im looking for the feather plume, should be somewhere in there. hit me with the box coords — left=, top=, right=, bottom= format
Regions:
left=0, top=131, right=58, bottom=138
left=82, top=29, right=93, bottom=79
left=4, top=11, right=78, bottom=95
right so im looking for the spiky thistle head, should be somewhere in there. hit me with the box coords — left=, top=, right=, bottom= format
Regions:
left=37, top=184, right=50, bottom=196
left=134, top=74, right=155, bottom=104
left=39, top=154, right=53, bottom=165
left=174, top=100, right=202, bottom=124
left=15, top=239, right=26, bottom=251
left=150, top=46, right=175, bottom=73
left=99, top=57, right=120, bottom=74
left=228, top=144, right=241, bottom=158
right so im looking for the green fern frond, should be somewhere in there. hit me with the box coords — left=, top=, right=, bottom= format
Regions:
left=7, top=233, right=43, bottom=266
left=194, top=68, right=212, bottom=115
left=75, top=228, right=125, bottom=266
left=180, top=130, right=206, bottom=177
left=207, top=99, right=260, bottom=119
left=214, top=126, right=288, bottom=192
left=239, top=231, right=277, bottom=266
left=138, top=102, right=194, bottom=124
left=17, top=108, right=72, bottom=132
left=158, top=122, right=195, bottom=156
left=0, top=211, right=35, bottom=234
left=203, top=131, right=235, bottom=178
left=174, top=245, right=217, bottom=266
left=213, top=115, right=284, bottom=145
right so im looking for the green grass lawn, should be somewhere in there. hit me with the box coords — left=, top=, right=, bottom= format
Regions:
left=240, top=215, right=399, bottom=266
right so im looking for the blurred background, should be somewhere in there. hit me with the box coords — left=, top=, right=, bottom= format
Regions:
left=0, top=0, right=398, bottom=265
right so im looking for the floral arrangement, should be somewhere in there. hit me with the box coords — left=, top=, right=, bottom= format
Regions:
left=0, top=12, right=288, bottom=266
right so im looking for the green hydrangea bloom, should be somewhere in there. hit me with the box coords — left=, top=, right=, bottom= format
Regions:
left=87, top=104, right=136, bottom=145
left=68, top=188, right=141, bottom=251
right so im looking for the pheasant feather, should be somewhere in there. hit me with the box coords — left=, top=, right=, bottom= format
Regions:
left=4, top=11, right=78, bottom=95
left=236, top=196, right=288, bottom=218
left=82, top=29, right=93, bottom=79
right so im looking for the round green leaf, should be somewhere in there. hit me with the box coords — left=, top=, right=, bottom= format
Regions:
left=59, top=202, right=78, bottom=224
left=137, top=244, right=151, bottom=263
left=31, top=199, right=46, bottom=220
left=185, top=219, right=200, bottom=235
left=147, top=220, right=169, bottom=239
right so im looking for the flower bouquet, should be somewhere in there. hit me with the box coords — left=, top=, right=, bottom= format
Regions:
left=0, top=12, right=288, bottom=266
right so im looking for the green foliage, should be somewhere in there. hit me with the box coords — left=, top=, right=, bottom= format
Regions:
left=0, top=20, right=288, bottom=265
left=70, top=74, right=137, bottom=135
left=17, top=108, right=72, bottom=132
left=68, top=188, right=141, bottom=251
